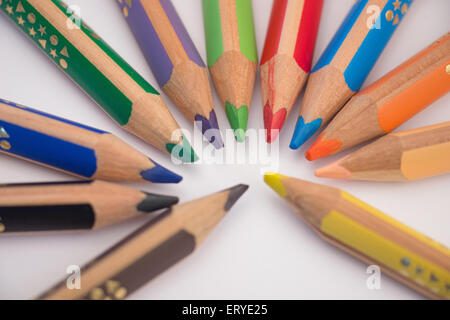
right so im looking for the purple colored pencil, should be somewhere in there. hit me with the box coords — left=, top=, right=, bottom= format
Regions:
left=119, top=0, right=223, bottom=149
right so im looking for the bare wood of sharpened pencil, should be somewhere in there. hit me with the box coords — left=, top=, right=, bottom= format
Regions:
left=277, top=176, right=450, bottom=299
left=0, top=103, right=159, bottom=182
left=260, top=0, right=308, bottom=116
left=144, top=0, right=214, bottom=123
left=38, top=185, right=248, bottom=300
left=330, top=122, right=450, bottom=181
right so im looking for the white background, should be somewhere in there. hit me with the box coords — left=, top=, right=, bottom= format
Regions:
left=0, top=0, right=449, bottom=300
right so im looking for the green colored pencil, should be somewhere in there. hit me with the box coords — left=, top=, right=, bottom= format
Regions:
left=202, top=0, right=258, bottom=142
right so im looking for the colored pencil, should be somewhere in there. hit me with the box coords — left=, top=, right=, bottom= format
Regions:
left=316, top=122, right=450, bottom=182
left=290, top=0, right=412, bottom=149
left=202, top=0, right=258, bottom=142
left=264, top=173, right=450, bottom=299
left=260, top=0, right=323, bottom=143
left=0, top=0, right=197, bottom=162
left=307, top=33, right=450, bottom=160
left=119, top=0, right=223, bottom=149
left=37, top=184, right=249, bottom=300
left=0, top=180, right=178, bottom=233
left=0, top=98, right=182, bottom=183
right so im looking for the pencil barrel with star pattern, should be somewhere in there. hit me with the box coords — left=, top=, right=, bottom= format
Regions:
left=202, top=0, right=258, bottom=142
left=290, top=0, right=413, bottom=150
left=260, top=0, right=323, bottom=143
left=316, top=122, right=450, bottom=182
left=37, top=184, right=249, bottom=300
left=0, top=180, right=179, bottom=233
left=264, top=173, right=450, bottom=299
left=0, top=98, right=182, bottom=183
left=118, top=0, right=223, bottom=149
left=307, top=33, right=450, bottom=160
left=0, top=0, right=197, bottom=162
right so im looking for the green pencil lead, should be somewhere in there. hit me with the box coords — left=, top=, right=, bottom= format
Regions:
left=226, top=102, right=248, bottom=142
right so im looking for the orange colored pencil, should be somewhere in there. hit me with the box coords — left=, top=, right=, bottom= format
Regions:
left=307, top=33, right=450, bottom=160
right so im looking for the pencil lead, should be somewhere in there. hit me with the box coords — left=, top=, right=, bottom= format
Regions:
left=224, top=184, right=249, bottom=211
left=141, top=160, right=183, bottom=183
left=264, top=172, right=287, bottom=197
left=306, top=133, right=342, bottom=161
left=195, top=110, right=224, bottom=149
left=225, top=102, right=248, bottom=142
left=166, top=135, right=199, bottom=163
left=290, top=116, right=322, bottom=149
left=315, top=158, right=351, bottom=179
left=264, top=103, right=287, bottom=143
left=137, top=193, right=179, bottom=213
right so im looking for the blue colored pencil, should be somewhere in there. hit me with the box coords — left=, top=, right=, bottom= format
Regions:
left=0, top=98, right=182, bottom=183
left=290, top=0, right=413, bottom=149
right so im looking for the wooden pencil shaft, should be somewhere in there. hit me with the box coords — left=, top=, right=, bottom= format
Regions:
left=341, top=122, right=450, bottom=181
left=0, top=99, right=176, bottom=182
left=266, top=175, right=449, bottom=299
left=118, top=0, right=223, bottom=149
left=260, top=0, right=322, bottom=111
left=260, top=0, right=323, bottom=142
left=319, top=33, right=450, bottom=153
left=292, top=0, right=412, bottom=150
left=0, top=180, right=177, bottom=232
left=37, top=185, right=248, bottom=299
left=120, top=0, right=213, bottom=121
left=203, top=0, right=258, bottom=108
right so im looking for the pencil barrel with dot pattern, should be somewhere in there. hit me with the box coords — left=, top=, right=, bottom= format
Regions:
left=265, top=173, right=450, bottom=299
left=0, top=0, right=197, bottom=162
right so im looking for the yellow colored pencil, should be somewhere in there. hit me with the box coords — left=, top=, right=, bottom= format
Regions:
left=265, top=173, right=450, bottom=299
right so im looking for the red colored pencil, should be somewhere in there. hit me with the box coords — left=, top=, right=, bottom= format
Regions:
left=260, top=0, right=323, bottom=143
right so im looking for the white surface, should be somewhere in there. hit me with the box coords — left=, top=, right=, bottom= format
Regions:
left=0, top=0, right=449, bottom=300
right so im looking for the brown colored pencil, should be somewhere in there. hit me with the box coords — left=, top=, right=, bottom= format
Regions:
left=37, top=184, right=249, bottom=300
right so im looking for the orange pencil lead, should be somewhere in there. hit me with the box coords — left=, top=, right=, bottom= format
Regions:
left=306, top=134, right=342, bottom=161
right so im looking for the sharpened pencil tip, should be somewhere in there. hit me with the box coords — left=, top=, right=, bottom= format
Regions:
left=264, top=103, right=287, bottom=143
left=290, top=116, right=322, bottom=149
left=195, top=110, right=224, bottom=149
left=224, top=184, right=249, bottom=211
left=264, top=172, right=287, bottom=197
left=315, top=159, right=351, bottom=179
left=141, top=161, right=183, bottom=183
left=137, top=192, right=179, bottom=213
left=225, top=103, right=248, bottom=142
left=306, top=133, right=342, bottom=161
